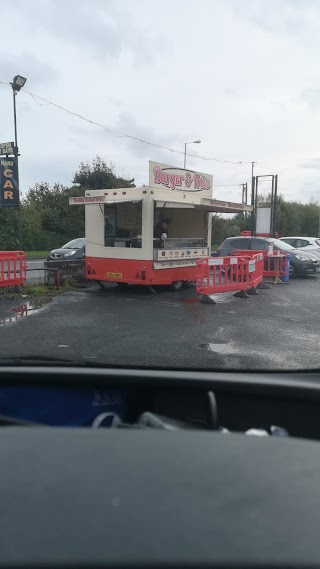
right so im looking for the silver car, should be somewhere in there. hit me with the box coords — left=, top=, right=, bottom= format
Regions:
left=279, top=237, right=320, bottom=259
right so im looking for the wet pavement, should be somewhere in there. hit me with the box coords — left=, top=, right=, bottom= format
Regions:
left=0, top=297, right=52, bottom=326
left=0, top=276, right=319, bottom=370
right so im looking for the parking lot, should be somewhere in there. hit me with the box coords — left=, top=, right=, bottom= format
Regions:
left=0, top=273, right=319, bottom=370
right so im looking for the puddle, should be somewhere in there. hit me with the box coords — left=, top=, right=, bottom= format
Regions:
left=0, top=298, right=51, bottom=326
left=199, top=342, right=238, bottom=355
left=180, top=298, right=198, bottom=304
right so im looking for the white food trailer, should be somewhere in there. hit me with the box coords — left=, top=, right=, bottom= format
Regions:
left=69, top=161, right=252, bottom=289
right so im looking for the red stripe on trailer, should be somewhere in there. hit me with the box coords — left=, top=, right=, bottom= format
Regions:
left=86, top=257, right=198, bottom=285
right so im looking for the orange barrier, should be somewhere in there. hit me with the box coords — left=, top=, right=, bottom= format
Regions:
left=232, top=249, right=288, bottom=281
left=248, top=252, right=264, bottom=291
left=196, top=254, right=264, bottom=302
left=240, top=231, right=279, bottom=238
left=0, top=251, right=27, bottom=287
left=263, top=252, right=287, bottom=279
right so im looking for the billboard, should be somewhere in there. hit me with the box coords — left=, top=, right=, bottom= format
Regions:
left=0, top=157, right=19, bottom=208
left=256, top=207, right=271, bottom=234
left=149, top=161, right=213, bottom=197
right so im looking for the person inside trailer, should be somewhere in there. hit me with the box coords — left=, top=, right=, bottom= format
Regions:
left=153, top=217, right=170, bottom=240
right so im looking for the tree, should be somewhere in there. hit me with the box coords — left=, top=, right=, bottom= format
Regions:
left=73, top=156, right=135, bottom=190
left=0, top=209, right=19, bottom=250
left=22, top=183, right=85, bottom=250
left=16, top=158, right=136, bottom=251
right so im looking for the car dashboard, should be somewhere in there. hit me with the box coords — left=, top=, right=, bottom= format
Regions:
left=0, top=366, right=320, bottom=568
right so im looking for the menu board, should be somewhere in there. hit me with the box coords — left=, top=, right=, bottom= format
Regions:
left=116, top=202, right=142, bottom=230
left=155, top=248, right=209, bottom=261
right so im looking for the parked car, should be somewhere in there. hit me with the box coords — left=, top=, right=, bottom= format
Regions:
left=47, top=238, right=85, bottom=261
left=215, top=236, right=319, bottom=276
left=279, top=236, right=320, bottom=259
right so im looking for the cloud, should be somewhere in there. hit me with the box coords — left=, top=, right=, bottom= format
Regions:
left=300, top=158, right=320, bottom=170
left=228, top=0, right=320, bottom=36
left=300, top=88, right=320, bottom=110
left=113, top=112, right=180, bottom=161
left=2, top=0, right=320, bottom=205
left=8, top=0, right=165, bottom=65
left=0, top=53, right=58, bottom=88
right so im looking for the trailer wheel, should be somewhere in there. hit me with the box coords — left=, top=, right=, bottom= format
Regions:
left=171, top=280, right=183, bottom=291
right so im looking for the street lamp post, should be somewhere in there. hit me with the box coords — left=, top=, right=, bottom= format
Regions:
left=10, top=75, right=27, bottom=250
left=184, top=140, right=201, bottom=169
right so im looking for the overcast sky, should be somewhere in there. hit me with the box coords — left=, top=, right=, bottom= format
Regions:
left=1, top=0, right=320, bottom=204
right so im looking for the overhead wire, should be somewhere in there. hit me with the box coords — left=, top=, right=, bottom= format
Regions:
left=0, top=81, right=254, bottom=166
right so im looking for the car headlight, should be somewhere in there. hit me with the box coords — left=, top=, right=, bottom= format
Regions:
left=296, top=254, right=310, bottom=261
left=63, top=251, right=76, bottom=257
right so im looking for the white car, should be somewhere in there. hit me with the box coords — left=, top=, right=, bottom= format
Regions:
left=279, top=236, right=320, bottom=259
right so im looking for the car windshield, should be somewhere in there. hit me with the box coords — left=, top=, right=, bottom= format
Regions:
left=267, top=238, right=295, bottom=252
left=62, top=239, right=85, bottom=250
left=1, top=0, right=320, bottom=374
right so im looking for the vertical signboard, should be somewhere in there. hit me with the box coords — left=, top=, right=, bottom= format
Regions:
left=256, top=207, right=271, bottom=234
left=0, top=157, right=19, bottom=207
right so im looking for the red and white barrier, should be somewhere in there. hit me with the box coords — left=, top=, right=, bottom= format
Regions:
left=232, top=249, right=288, bottom=282
left=196, top=253, right=264, bottom=302
left=0, top=251, right=27, bottom=287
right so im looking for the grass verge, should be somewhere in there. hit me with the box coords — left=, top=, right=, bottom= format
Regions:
left=26, top=251, right=50, bottom=258
left=0, top=279, right=81, bottom=300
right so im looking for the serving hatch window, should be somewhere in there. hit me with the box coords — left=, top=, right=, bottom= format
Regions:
left=104, top=202, right=142, bottom=248
left=153, top=204, right=208, bottom=249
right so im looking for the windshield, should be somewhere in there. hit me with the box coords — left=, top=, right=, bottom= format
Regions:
left=62, top=239, right=85, bottom=250
left=267, top=238, right=295, bottom=252
left=1, top=0, right=320, bottom=374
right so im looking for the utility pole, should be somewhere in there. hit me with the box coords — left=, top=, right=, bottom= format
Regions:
left=10, top=75, right=27, bottom=250
left=183, top=140, right=201, bottom=169
left=250, top=161, right=256, bottom=236
left=12, top=88, right=22, bottom=250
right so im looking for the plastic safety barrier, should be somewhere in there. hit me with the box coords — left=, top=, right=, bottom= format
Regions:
left=263, top=252, right=287, bottom=278
left=196, top=253, right=264, bottom=302
left=0, top=251, right=27, bottom=287
left=240, top=231, right=279, bottom=239
left=232, top=249, right=288, bottom=279
left=247, top=252, right=264, bottom=289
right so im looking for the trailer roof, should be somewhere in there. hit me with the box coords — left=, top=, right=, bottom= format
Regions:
left=69, top=187, right=253, bottom=213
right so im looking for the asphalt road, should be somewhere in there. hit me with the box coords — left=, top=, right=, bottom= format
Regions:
left=0, top=274, right=320, bottom=370
left=26, top=259, right=45, bottom=283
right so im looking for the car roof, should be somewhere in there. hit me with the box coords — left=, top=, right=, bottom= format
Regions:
left=280, top=236, right=316, bottom=240
left=225, top=236, right=266, bottom=241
